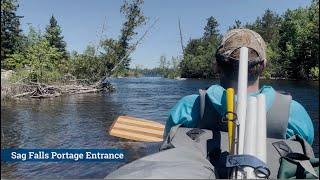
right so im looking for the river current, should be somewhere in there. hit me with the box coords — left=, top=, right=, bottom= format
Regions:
left=1, top=77, right=318, bottom=178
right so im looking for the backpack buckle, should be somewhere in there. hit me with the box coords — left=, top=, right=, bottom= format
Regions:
left=226, top=154, right=271, bottom=179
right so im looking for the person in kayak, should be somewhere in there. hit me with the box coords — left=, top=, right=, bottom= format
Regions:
left=164, top=28, right=314, bottom=145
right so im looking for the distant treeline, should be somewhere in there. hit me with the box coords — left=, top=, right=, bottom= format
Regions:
left=133, top=55, right=181, bottom=78
left=179, top=0, right=319, bottom=80
left=136, top=68, right=161, bottom=77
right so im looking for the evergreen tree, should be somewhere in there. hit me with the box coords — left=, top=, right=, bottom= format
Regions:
left=1, top=0, right=23, bottom=67
left=246, top=9, right=281, bottom=43
left=203, top=16, right=219, bottom=41
left=229, top=20, right=242, bottom=30
left=180, top=16, right=221, bottom=78
left=245, top=10, right=282, bottom=78
left=44, top=15, right=67, bottom=58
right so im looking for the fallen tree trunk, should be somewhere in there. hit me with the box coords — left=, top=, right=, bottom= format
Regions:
left=30, top=93, right=61, bottom=98
left=13, top=91, right=35, bottom=98
left=8, top=79, right=114, bottom=99
left=1, top=70, right=115, bottom=100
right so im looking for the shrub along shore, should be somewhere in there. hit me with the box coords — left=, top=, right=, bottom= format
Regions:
left=1, top=0, right=148, bottom=101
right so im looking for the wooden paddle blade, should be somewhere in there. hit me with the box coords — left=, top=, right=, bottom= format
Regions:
left=109, top=116, right=165, bottom=142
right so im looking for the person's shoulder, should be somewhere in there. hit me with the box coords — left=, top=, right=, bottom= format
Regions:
left=175, top=84, right=224, bottom=107
left=288, top=98, right=313, bottom=129
left=260, top=85, right=276, bottom=94
left=172, top=94, right=199, bottom=109
left=179, top=94, right=199, bottom=102
left=289, top=99, right=309, bottom=114
left=288, top=99, right=314, bottom=144
left=275, top=91, right=309, bottom=115
left=206, top=84, right=224, bottom=93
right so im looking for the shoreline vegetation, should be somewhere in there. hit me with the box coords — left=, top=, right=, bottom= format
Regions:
left=1, top=0, right=319, bottom=101
left=136, top=0, right=319, bottom=81
left=1, top=0, right=150, bottom=100
left=1, top=69, right=115, bottom=101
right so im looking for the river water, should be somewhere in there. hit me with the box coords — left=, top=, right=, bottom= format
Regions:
left=1, top=77, right=319, bottom=178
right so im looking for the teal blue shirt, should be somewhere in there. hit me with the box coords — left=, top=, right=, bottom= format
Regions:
left=165, top=85, right=314, bottom=145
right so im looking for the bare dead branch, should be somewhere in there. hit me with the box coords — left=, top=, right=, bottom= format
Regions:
left=94, top=16, right=108, bottom=57
left=178, top=18, right=185, bottom=54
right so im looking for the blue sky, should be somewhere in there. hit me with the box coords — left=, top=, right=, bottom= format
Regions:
left=17, top=0, right=311, bottom=68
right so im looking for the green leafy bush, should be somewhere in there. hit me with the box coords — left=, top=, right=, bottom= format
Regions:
left=310, top=66, right=319, bottom=80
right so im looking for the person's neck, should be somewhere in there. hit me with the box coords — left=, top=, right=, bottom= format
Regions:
left=247, top=80, right=260, bottom=94
left=221, top=78, right=260, bottom=94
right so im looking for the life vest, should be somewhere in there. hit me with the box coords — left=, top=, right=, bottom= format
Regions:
left=198, top=89, right=292, bottom=139
left=106, top=90, right=318, bottom=179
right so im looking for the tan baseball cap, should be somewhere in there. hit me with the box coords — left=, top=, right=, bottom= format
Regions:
left=216, top=28, right=266, bottom=62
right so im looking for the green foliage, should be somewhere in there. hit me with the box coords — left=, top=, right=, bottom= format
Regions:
left=1, top=0, right=23, bottom=67
left=180, top=16, right=220, bottom=79
left=264, top=42, right=282, bottom=78
left=135, top=68, right=162, bottom=77
left=3, top=0, right=318, bottom=82
left=44, top=15, right=67, bottom=58
left=180, top=2, right=319, bottom=80
left=157, top=55, right=181, bottom=78
left=8, top=68, right=30, bottom=83
left=246, top=9, right=282, bottom=43
left=203, top=17, right=219, bottom=41
left=100, top=38, right=122, bottom=75
left=70, top=46, right=105, bottom=81
left=310, top=66, right=319, bottom=80
left=246, top=4, right=319, bottom=80
left=244, top=9, right=283, bottom=79
left=4, top=27, right=64, bottom=83
left=3, top=51, right=25, bottom=69
left=2, top=0, right=148, bottom=83
left=133, top=65, right=143, bottom=77
left=229, top=20, right=242, bottom=30
left=98, top=0, right=146, bottom=77
left=278, top=4, right=318, bottom=79
left=22, top=38, right=63, bottom=82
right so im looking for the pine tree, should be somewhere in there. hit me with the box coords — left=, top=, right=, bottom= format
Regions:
left=180, top=16, right=221, bottom=78
left=44, top=15, right=67, bottom=58
left=245, top=9, right=281, bottom=43
left=229, top=20, right=242, bottom=30
left=203, top=16, right=219, bottom=42
left=1, top=0, right=23, bottom=66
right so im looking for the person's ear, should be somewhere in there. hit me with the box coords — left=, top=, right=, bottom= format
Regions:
left=213, top=61, right=220, bottom=74
left=263, top=59, right=267, bottom=68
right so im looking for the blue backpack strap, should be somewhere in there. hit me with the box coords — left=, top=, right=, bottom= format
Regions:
left=266, top=92, right=292, bottom=139
left=198, top=89, right=226, bottom=132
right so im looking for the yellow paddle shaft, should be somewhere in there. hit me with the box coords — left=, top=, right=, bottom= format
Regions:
left=226, top=88, right=234, bottom=152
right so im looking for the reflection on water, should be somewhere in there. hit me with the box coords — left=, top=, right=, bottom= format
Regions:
left=1, top=77, right=318, bottom=178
